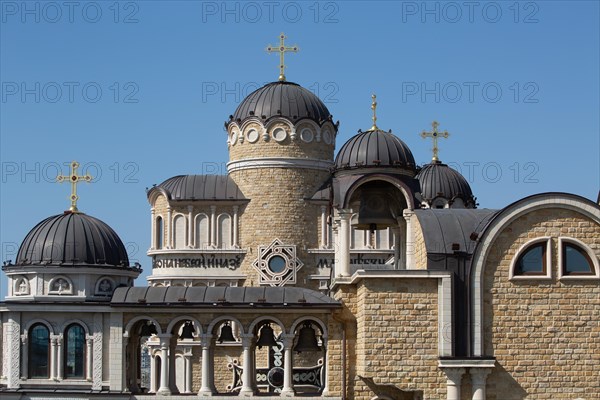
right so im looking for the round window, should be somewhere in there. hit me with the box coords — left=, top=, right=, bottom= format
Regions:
left=230, top=130, right=238, bottom=145
left=322, top=129, right=332, bottom=144
left=300, top=128, right=314, bottom=143
left=247, top=128, right=259, bottom=143
left=268, top=255, right=287, bottom=274
left=272, top=127, right=287, bottom=142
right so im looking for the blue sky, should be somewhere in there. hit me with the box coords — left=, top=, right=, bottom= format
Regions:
left=1, top=0, right=599, bottom=294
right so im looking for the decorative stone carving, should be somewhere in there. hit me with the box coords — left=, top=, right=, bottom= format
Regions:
left=252, top=238, right=304, bottom=286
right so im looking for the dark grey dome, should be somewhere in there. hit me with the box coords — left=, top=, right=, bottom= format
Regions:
left=230, top=81, right=332, bottom=125
left=335, top=130, right=416, bottom=171
left=15, top=212, right=130, bottom=267
left=416, top=161, right=476, bottom=208
left=151, top=175, right=246, bottom=201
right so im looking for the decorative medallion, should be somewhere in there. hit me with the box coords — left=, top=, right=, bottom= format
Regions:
left=322, top=129, right=332, bottom=145
left=300, top=128, right=314, bottom=143
left=272, top=127, right=287, bottom=142
left=230, top=130, right=238, bottom=145
left=247, top=128, right=259, bottom=143
left=252, top=238, right=303, bottom=286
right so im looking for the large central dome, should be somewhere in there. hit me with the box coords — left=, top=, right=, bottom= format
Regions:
left=230, top=81, right=332, bottom=125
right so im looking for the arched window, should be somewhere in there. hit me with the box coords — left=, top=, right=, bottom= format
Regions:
left=156, top=217, right=164, bottom=249
left=195, top=214, right=209, bottom=249
left=217, top=214, right=231, bottom=249
left=29, top=323, right=50, bottom=378
left=515, top=243, right=546, bottom=275
left=64, top=324, right=85, bottom=379
left=511, top=238, right=551, bottom=279
left=173, top=215, right=186, bottom=249
left=559, top=238, right=598, bottom=278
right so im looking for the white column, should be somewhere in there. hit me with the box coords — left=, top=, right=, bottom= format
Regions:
left=151, top=208, right=157, bottom=251
left=184, top=348, right=192, bottom=394
left=471, top=368, right=491, bottom=400
left=166, top=207, right=173, bottom=249
left=392, top=226, right=401, bottom=269
left=56, top=334, right=63, bottom=380
left=20, top=334, right=28, bottom=379
left=198, top=335, right=214, bottom=396
left=232, top=206, right=239, bottom=247
left=157, top=336, right=172, bottom=395
left=188, top=206, right=194, bottom=248
left=443, top=367, right=465, bottom=400
left=49, top=335, right=57, bottom=380
left=338, top=210, right=352, bottom=277
left=150, top=353, right=157, bottom=393
left=238, top=335, right=255, bottom=397
left=403, top=210, right=414, bottom=269
left=210, top=206, right=217, bottom=248
left=280, top=334, right=295, bottom=397
left=320, top=205, right=327, bottom=248
left=86, top=337, right=93, bottom=381
left=321, top=337, right=329, bottom=396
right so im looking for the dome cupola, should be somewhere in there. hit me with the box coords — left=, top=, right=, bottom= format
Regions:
left=334, top=95, right=416, bottom=175
left=416, top=121, right=476, bottom=209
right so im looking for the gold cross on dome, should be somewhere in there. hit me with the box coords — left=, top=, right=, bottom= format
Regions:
left=370, top=94, right=379, bottom=131
left=56, top=161, right=92, bottom=213
left=420, top=121, right=450, bottom=162
left=266, top=32, right=299, bottom=82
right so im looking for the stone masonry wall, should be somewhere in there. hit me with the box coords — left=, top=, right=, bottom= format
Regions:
left=483, top=208, right=600, bottom=399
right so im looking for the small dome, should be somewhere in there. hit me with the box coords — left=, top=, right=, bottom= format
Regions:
left=15, top=212, right=130, bottom=267
left=416, top=161, right=476, bottom=208
left=230, top=81, right=332, bottom=125
left=335, top=129, right=416, bottom=172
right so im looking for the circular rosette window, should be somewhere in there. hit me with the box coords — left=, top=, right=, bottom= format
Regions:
left=252, top=239, right=304, bottom=286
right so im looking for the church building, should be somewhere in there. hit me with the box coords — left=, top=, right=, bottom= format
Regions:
left=1, top=34, right=599, bottom=400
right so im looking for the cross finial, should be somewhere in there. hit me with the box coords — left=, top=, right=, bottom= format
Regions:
left=56, top=161, right=92, bottom=213
left=370, top=94, right=379, bottom=131
left=266, top=32, right=299, bottom=82
left=420, top=121, right=450, bottom=162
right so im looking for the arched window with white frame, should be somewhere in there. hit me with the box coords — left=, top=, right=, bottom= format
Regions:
left=195, top=214, right=209, bottom=249
left=217, top=213, right=231, bottom=249
left=173, top=215, right=186, bottom=249
left=156, top=216, right=164, bottom=249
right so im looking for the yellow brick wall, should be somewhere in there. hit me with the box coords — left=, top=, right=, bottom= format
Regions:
left=412, top=214, right=427, bottom=269
left=334, top=279, right=444, bottom=399
left=483, top=208, right=600, bottom=399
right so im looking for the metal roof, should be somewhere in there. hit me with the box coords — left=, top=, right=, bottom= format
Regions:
left=334, top=129, right=416, bottom=171
left=414, top=209, right=498, bottom=255
left=150, top=175, right=247, bottom=201
left=229, top=81, right=333, bottom=125
left=14, top=212, right=130, bottom=267
left=111, top=286, right=341, bottom=307
left=416, top=161, right=476, bottom=207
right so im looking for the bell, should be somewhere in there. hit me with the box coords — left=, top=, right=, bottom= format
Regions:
left=256, top=324, right=278, bottom=348
left=293, top=322, right=320, bottom=353
left=139, top=322, right=157, bottom=337
left=179, top=322, right=195, bottom=340
left=351, top=189, right=397, bottom=230
left=217, top=322, right=236, bottom=343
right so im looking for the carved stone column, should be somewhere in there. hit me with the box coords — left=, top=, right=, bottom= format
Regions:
left=157, top=335, right=172, bottom=395
left=403, top=210, right=414, bottom=268
left=151, top=207, right=156, bottom=250
left=233, top=205, right=239, bottom=247
left=20, top=333, right=28, bottom=379
left=198, top=334, right=214, bottom=396
left=86, top=337, right=93, bottom=381
left=188, top=205, right=194, bottom=248
left=280, top=334, right=295, bottom=397
left=442, top=367, right=465, bottom=400
left=210, top=205, right=217, bottom=248
left=471, top=368, right=492, bottom=400
left=50, top=335, right=58, bottom=380
left=238, top=334, right=255, bottom=397
left=337, top=209, right=352, bottom=277
left=166, top=207, right=173, bottom=249
left=56, top=334, right=64, bottom=380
